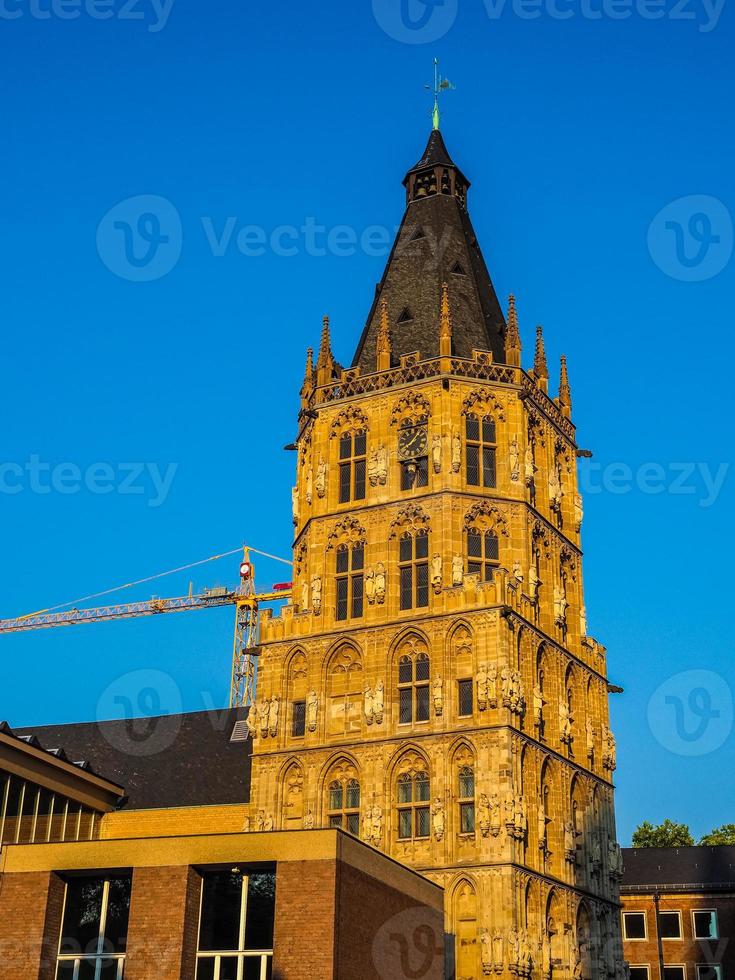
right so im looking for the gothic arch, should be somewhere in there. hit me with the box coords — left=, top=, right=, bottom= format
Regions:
left=390, top=390, right=431, bottom=426
left=326, top=516, right=367, bottom=551
left=329, top=405, right=369, bottom=438
left=320, top=754, right=362, bottom=834
left=323, top=643, right=364, bottom=737
left=463, top=500, right=509, bottom=537
left=389, top=502, right=431, bottom=538
left=279, top=759, right=305, bottom=830
left=387, top=743, right=432, bottom=784
left=284, top=646, right=309, bottom=701
left=461, top=386, right=506, bottom=421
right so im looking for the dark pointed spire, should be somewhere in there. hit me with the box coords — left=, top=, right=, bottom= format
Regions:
left=534, top=325, right=549, bottom=392
left=558, top=355, right=572, bottom=417
left=505, top=294, right=522, bottom=367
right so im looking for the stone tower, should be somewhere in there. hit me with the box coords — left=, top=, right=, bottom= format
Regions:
left=248, top=127, right=625, bottom=980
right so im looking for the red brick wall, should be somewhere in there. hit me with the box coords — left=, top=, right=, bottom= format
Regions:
left=335, top=860, right=445, bottom=980
left=0, top=871, right=65, bottom=980
left=273, top=859, right=337, bottom=980
left=124, top=866, right=202, bottom=980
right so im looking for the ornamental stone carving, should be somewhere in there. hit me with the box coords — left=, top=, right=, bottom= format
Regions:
left=501, top=668, right=525, bottom=715
left=549, top=468, right=563, bottom=512
left=476, top=663, right=490, bottom=710
left=559, top=701, right=574, bottom=745
left=510, top=436, right=521, bottom=483
left=291, top=487, right=299, bottom=525
left=574, top=492, right=584, bottom=532
left=432, top=434, right=442, bottom=473
left=305, top=467, right=313, bottom=504
left=586, top=718, right=595, bottom=760
left=300, top=580, right=309, bottom=612
left=528, top=565, right=540, bottom=601
left=480, top=928, right=493, bottom=976
left=433, top=675, right=443, bottom=716
left=602, top=726, right=617, bottom=771
left=246, top=704, right=257, bottom=739
left=311, top=575, right=322, bottom=614
left=533, top=686, right=547, bottom=730
left=316, top=457, right=327, bottom=498
left=477, top=793, right=491, bottom=837
left=492, top=930, right=504, bottom=974
left=538, top=806, right=547, bottom=851
left=368, top=446, right=388, bottom=487
left=363, top=804, right=383, bottom=846
left=303, top=808, right=314, bottom=830
left=306, top=690, right=318, bottom=732
left=564, top=821, right=579, bottom=863
left=525, top=445, right=536, bottom=487
left=451, top=431, right=462, bottom=472
left=432, top=797, right=445, bottom=841
left=431, top=554, right=443, bottom=593
left=257, top=700, right=270, bottom=738
left=268, top=695, right=280, bottom=737
left=452, top=555, right=464, bottom=586
left=554, top=587, right=568, bottom=628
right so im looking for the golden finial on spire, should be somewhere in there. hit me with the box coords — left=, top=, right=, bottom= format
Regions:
left=534, top=324, right=549, bottom=391
left=505, top=294, right=522, bottom=367
left=377, top=298, right=392, bottom=371
left=558, top=355, right=572, bottom=417
left=440, top=282, right=452, bottom=356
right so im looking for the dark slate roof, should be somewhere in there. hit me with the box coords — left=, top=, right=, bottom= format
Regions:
left=622, top=847, right=735, bottom=891
left=406, top=129, right=462, bottom=175
left=352, top=130, right=506, bottom=373
left=15, top=707, right=252, bottom=811
left=0, top=720, right=107, bottom=778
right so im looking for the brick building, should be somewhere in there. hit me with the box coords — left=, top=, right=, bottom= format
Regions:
left=621, top=846, right=735, bottom=980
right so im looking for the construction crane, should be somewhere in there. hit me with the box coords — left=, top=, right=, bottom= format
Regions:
left=0, top=549, right=292, bottom=708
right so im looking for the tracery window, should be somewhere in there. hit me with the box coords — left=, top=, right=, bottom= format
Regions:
left=327, top=778, right=360, bottom=835
left=466, top=528, right=499, bottom=582
left=458, top=766, right=476, bottom=834
left=335, top=543, right=364, bottom=621
left=397, top=771, right=430, bottom=840
left=399, top=531, right=429, bottom=610
left=338, top=430, right=366, bottom=503
left=398, top=650, right=430, bottom=724
left=465, top=413, right=496, bottom=488
left=327, top=647, right=363, bottom=737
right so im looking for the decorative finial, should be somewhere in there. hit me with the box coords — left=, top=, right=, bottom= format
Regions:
left=316, top=315, right=336, bottom=384
left=440, top=282, right=452, bottom=356
left=534, top=325, right=549, bottom=391
left=426, top=58, right=455, bottom=132
left=304, top=347, right=314, bottom=379
left=377, top=299, right=392, bottom=371
left=559, top=355, right=572, bottom=417
left=505, top=294, right=522, bottom=367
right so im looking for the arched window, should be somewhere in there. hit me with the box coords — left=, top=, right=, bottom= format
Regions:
left=466, top=528, right=499, bottom=582
left=338, top=430, right=366, bottom=503
left=399, top=531, right=429, bottom=610
left=458, top=766, right=475, bottom=834
left=397, top=771, right=430, bottom=840
left=335, top=543, right=364, bottom=621
left=282, top=764, right=304, bottom=829
left=398, top=651, right=430, bottom=724
left=465, top=413, right=496, bottom=488
left=327, top=778, right=360, bottom=835
left=327, top=647, right=363, bottom=737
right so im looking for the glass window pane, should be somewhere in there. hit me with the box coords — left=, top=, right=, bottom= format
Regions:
left=77, top=960, right=97, bottom=980
left=415, top=533, right=428, bottom=559
left=400, top=566, right=413, bottom=610
left=485, top=534, right=499, bottom=561
left=339, top=463, right=351, bottom=503
left=329, top=814, right=343, bottom=829
left=415, top=774, right=430, bottom=802
left=397, top=777, right=413, bottom=804
left=103, top=878, right=132, bottom=955
left=354, top=460, right=366, bottom=500
left=459, top=768, right=474, bottom=799
left=401, top=464, right=414, bottom=491
left=292, top=701, right=306, bottom=738
left=466, top=445, right=479, bottom=485
left=483, top=447, right=497, bottom=488
left=354, top=432, right=366, bottom=457
left=458, top=679, right=473, bottom=717
left=467, top=531, right=481, bottom=558
left=415, top=655, right=430, bottom=681
left=416, top=564, right=429, bottom=607
left=663, top=970, right=685, bottom=980
left=56, top=962, right=77, bottom=979
left=346, top=813, right=360, bottom=836
left=196, top=959, right=216, bottom=980
left=336, top=577, right=348, bottom=621
left=482, top=418, right=496, bottom=443
left=244, top=873, right=276, bottom=951
left=199, top=873, right=243, bottom=952
left=460, top=803, right=475, bottom=834
left=415, top=685, right=430, bottom=722
left=466, top=416, right=479, bottom=441
left=351, top=575, right=364, bottom=618
left=99, top=959, right=122, bottom=980
left=398, top=657, right=413, bottom=684
left=346, top=781, right=360, bottom=809
left=61, top=878, right=105, bottom=957
left=329, top=783, right=343, bottom=810
left=623, top=913, right=646, bottom=940
left=415, top=807, right=430, bottom=838
left=416, top=458, right=429, bottom=487
left=399, top=536, right=412, bottom=563
left=351, top=546, right=364, bottom=571
left=399, top=688, right=413, bottom=724
left=693, top=911, right=717, bottom=939
left=467, top=561, right=482, bottom=577
left=339, top=433, right=352, bottom=460
left=398, top=810, right=412, bottom=839
left=219, top=956, right=241, bottom=980
left=629, top=970, right=649, bottom=980
left=336, top=548, right=349, bottom=573
left=659, top=912, right=681, bottom=939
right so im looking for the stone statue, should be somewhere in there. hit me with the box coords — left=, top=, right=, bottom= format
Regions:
left=368, top=448, right=380, bottom=487
left=541, top=931, right=552, bottom=980
left=503, top=795, right=515, bottom=834
left=571, top=942, right=583, bottom=980
left=476, top=663, right=490, bottom=710
left=431, top=554, right=443, bottom=593
left=452, top=555, right=464, bottom=587
left=538, top=806, right=547, bottom=850
left=432, top=798, right=445, bottom=841
left=528, top=564, right=540, bottom=601
left=501, top=667, right=512, bottom=707
left=477, top=793, right=491, bottom=837
left=305, top=467, right=313, bottom=505
left=291, top=486, right=299, bottom=525
left=432, top=434, right=442, bottom=473
left=514, top=795, right=528, bottom=838
left=451, top=431, right=462, bottom=472
left=304, top=808, right=314, bottom=830
left=510, top=436, right=521, bottom=483
left=524, top=444, right=535, bottom=486
left=492, top=929, right=504, bottom=974
left=553, top=586, right=568, bottom=627
left=591, top=833, right=602, bottom=868
left=316, top=457, right=327, bottom=498
left=533, top=685, right=547, bottom=730
left=520, top=931, right=533, bottom=977
left=364, top=684, right=375, bottom=725
left=268, top=696, right=280, bottom=737
left=306, top=690, right=318, bottom=732
left=370, top=804, right=383, bottom=845
left=608, top=839, right=623, bottom=879
left=586, top=717, right=595, bottom=759
left=559, top=700, right=573, bottom=744
left=507, top=930, right=520, bottom=974
left=512, top=560, right=523, bottom=582
left=564, top=821, right=578, bottom=862
left=255, top=810, right=266, bottom=831
left=487, top=665, right=498, bottom=708
left=432, top=675, right=443, bottom=716
left=489, top=793, right=501, bottom=837
left=258, top=700, right=270, bottom=738
left=242, top=815, right=251, bottom=833
left=376, top=446, right=388, bottom=485
left=374, top=562, right=386, bottom=604
left=246, top=703, right=258, bottom=739
left=365, top=568, right=376, bottom=604
left=603, top=726, right=617, bottom=771
left=549, top=468, right=563, bottom=511
left=580, top=605, right=588, bottom=636
left=511, top=671, right=525, bottom=714
left=574, top=492, right=584, bottom=532
left=374, top=680, right=384, bottom=723
left=263, top=813, right=274, bottom=832
left=480, top=928, right=492, bottom=976
left=311, top=575, right=322, bottom=614
left=300, top=579, right=309, bottom=612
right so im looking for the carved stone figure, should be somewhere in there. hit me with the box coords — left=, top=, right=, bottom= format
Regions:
left=580, top=605, right=588, bottom=636
left=477, top=793, right=491, bottom=837
left=514, top=795, right=528, bottom=838
left=591, top=832, right=602, bottom=869
left=432, top=798, right=445, bottom=841
left=452, top=555, right=464, bottom=587
left=559, top=700, right=573, bottom=744
left=507, top=930, right=520, bottom=975
left=364, top=684, right=375, bottom=725
left=512, top=560, right=523, bottom=582
left=574, top=492, right=584, bottom=531
left=268, top=696, right=280, bottom=737
left=524, top=444, right=536, bottom=486
left=258, top=700, right=270, bottom=738
left=316, top=457, right=327, bottom=498
left=554, top=586, right=568, bottom=627
left=246, top=703, right=258, bottom=739
left=501, top=667, right=512, bottom=707
left=303, top=808, right=314, bottom=830
left=489, top=793, right=502, bottom=837
left=511, top=671, right=525, bottom=714
left=365, top=568, right=376, bottom=605
left=242, top=815, right=251, bottom=833
left=586, top=717, right=595, bottom=759
left=520, top=931, right=533, bottom=977
left=538, top=807, right=547, bottom=851
left=374, top=680, right=384, bottom=723
left=306, top=689, right=318, bottom=732
left=528, top=564, right=540, bottom=601
left=571, top=942, right=583, bottom=980
left=602, top=726, right=617, bottom=771
left=431, top=554, right=443, bottom=593
left=510, top=436, right=520, bottom=483
left=533, top=685, right=547, bottom=730
left=432, top=434, right=442, bottom=473
left=311, top=575, right=322, bottom=614
left=492, top=929, right=504, bottom=974
left=607, top=838, right=623, bottom=880
left=503, top=795, right=515, bottom=835
left=300, top=579, right=309, bottom=612
left=263, top=813, right=274, bottom=832
left=451, top=431, right=462, bottom=472
left=549, top=468, right=563, bottom=511
left=541, top=930, right=552, bottom=980
left=565, top=820, right=578, bottom=862
left=291, top=486, right=299, bottom=525
left=368, top=446, right=388, bottom=487
left=477, top=663, right=490, bottom=710
left=256, top=809, right=273, bottom=832
left=432, top=675, right=443, bottom=716
left=374, top=562, right=386, bottom=604
left=487, top=665, right=498, bottom=708
left=305, top=467, right=313, bottom=505
left=479, top=929, right=492, bottom=976
left=370, top=804, right=383, bottom=845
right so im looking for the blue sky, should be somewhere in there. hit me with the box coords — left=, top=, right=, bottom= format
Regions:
left=1, top=0, right=733, bottom=844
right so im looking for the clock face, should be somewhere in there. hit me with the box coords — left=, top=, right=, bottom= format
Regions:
left=398, top=424, right=428, bottom=461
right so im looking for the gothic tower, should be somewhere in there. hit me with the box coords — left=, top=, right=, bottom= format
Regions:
left=248, top=126, right=625, bottom=980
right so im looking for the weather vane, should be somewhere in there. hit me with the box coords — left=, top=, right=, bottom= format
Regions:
left=425, top=57, right=455, bottom=131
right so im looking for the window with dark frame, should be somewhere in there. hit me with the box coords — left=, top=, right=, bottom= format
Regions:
left=458, top=679, right=473, bottom=717
left=659, top=911, right=682, bottom=940
left=693, top=910, right=718, bottom=940
left=327, top=778, right=360, bottom=835
left=623, top=911, right=647, bottom=941
left=399, top=531, right=429, bottom=610
left=628, top=968, right=650, bottom=980
left=663, top=968, right=686, bottom=980
left=696, top=967, right=722, bottom=980
left=196, top=870, right=275, bottom=980
left=465, top=413, right=497, bottom=488
left=56, top=875, right=131, bottom=980
left=398, top=652, right=430, bottom=724
left=338, top=431, right=367, bottom=504
left=397, top=771, right=430, bottom=841
left=292, top=700, right=306, bottom=738
left=466, top=529, right=499, bottom=582
left=335, top=543, right=364, bottom=621
left=458, top=766, right=475, bottom=834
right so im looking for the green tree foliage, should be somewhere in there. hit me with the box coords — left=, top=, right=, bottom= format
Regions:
left=631, top=820, right=695, bottom=847
left=699, top=824, right=735, bottom=845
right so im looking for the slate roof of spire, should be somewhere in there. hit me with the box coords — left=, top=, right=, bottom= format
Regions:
left=352, top=129, right=506, bottom=373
